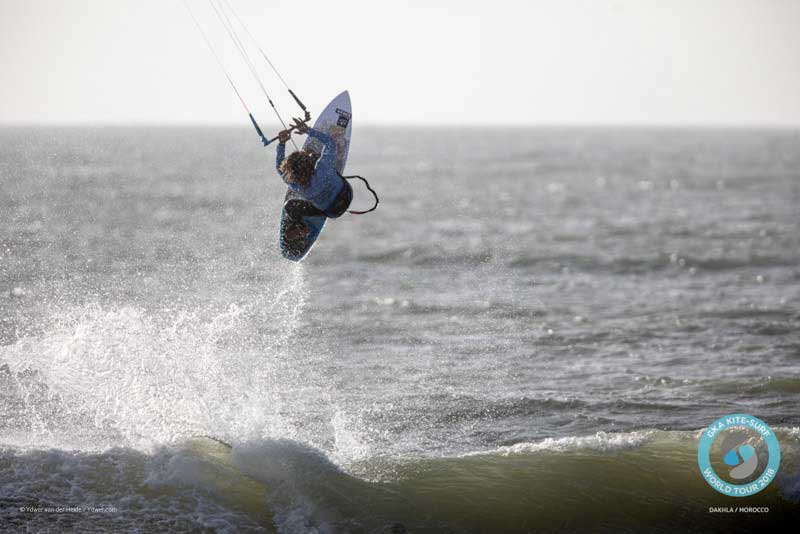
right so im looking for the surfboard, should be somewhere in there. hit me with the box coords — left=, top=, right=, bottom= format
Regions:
left=279, top=91, right=352, bottom=261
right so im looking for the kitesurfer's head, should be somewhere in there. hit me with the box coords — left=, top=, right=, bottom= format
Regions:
left=281, top=150, right=316, bottom=186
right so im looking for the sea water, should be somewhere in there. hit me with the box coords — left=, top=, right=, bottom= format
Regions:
left=1, top=126, right=799, bottom=532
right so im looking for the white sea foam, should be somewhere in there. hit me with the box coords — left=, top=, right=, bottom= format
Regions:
left=330, top=408, right=372, bottom=465
left=461, top=430, right=662, bottom=457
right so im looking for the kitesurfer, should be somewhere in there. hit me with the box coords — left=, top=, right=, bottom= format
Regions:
left=276, top=117, right=353, bottom=240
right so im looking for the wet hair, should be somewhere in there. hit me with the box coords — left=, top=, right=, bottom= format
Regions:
left=281, top=150, right=317, bottom=186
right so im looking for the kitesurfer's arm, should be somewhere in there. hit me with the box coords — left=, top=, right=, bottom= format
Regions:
left=276, top=130, right=291, bottom=173
left=276, top=143, right=285, bottom=173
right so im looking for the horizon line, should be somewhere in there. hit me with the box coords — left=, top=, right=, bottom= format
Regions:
left=1, top=120, right=799, bottom=131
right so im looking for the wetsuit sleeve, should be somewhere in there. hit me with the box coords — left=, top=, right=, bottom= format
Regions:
left=307, top=128, right=337, bottom=174
left=276, top=143, right=286, bottom=174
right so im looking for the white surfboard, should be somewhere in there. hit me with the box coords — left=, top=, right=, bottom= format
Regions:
left=279, top=91, right=352, bottom=261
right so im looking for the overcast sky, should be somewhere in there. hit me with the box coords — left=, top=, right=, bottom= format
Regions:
left=0, top=0, right=798, bottom=126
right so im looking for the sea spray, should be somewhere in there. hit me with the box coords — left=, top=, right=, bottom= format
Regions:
left=0, top=266, right=306, bottom=451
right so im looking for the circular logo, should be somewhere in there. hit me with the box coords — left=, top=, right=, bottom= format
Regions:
left=697, top=413, right=780, bottom=497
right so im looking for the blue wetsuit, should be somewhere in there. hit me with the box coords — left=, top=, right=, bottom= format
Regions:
left=276, top=128, right=346, bottom=214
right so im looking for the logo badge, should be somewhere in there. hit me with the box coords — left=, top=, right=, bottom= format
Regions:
left=335, top=108, right=351, bottom=128
left=697, top=413, right=780, bottom=497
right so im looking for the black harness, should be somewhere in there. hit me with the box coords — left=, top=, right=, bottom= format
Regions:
left=338, top=172, right=379, bottom=215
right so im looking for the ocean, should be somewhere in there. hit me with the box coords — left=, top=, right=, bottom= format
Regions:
left=1, top=126, right=799, bottom=532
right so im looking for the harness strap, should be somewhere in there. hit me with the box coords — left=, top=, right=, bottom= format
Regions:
left=337, top=172, right=379, bottom=215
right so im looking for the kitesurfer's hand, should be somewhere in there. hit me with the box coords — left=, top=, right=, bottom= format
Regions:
left=278, top=129, right=291, bottom=144
left=292, top=117, right=309, bottom=135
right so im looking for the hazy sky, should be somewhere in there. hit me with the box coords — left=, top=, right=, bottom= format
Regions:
left=1, top=0, right=798, bottom=126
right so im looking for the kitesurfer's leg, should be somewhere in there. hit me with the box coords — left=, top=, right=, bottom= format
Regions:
left=283, top=199, right=323, bottom=243
left=285, top=199, right=324, bottom=218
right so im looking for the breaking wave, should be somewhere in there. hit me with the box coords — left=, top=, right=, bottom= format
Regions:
left=2, top=430, right=798, bottom=533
